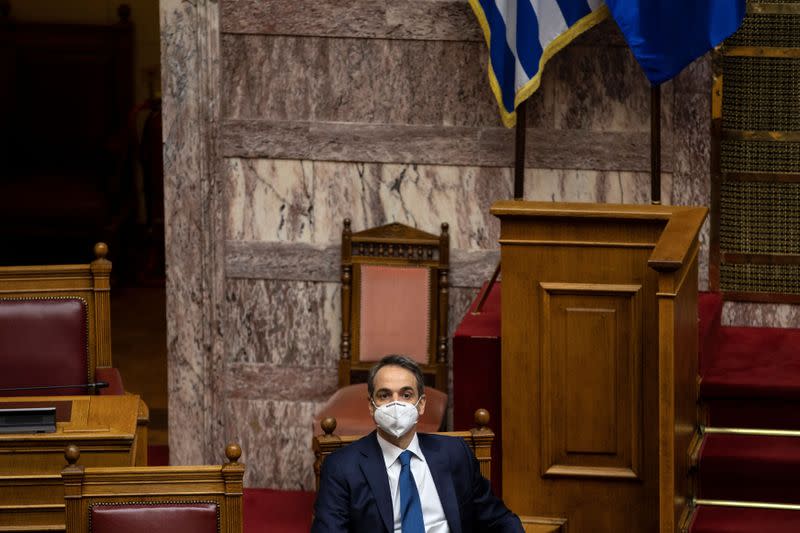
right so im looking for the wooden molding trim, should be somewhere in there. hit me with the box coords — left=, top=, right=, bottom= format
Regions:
left=520, top=515, right=568, bottom=533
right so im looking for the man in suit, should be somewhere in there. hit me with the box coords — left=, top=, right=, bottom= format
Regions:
left=312, top=354, right=524, bottom=533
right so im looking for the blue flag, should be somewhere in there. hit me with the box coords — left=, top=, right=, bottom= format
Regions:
left=468, top=0, right=610, bottom=128
left=605, top=0, right=746, bottom=85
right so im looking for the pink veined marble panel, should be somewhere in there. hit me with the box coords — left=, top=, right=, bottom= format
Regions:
left=358, top=265, right=431, bottom=364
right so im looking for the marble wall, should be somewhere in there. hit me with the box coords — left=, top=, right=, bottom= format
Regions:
left=161, top=0, right=794, bottom=489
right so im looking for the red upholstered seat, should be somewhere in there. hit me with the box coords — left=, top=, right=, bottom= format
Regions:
left=0, top=244, right=125, bottom=396
left=314, top=383, right=448, bottom=435
left=91, top=503, right=218, bottom=533
left=0, top=298, right=88, bottom=395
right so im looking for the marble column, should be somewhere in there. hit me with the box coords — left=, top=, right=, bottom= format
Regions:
left=161, top=0, right=225, bottom=466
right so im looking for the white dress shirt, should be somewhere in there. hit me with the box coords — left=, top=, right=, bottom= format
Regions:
left=377, top=432, right=450, bottom=533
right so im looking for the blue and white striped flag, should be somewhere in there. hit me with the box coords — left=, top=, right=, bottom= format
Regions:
left=469, top=0, right=609, bottom=127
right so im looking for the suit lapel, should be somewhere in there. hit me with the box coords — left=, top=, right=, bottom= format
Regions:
left=359, top=432, right=394, bottom=533
left=420, top=434, right=462, bottom=533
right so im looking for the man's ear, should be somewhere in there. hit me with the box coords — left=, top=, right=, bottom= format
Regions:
left=368, top=397, right=375, bottom=417
left=417, top=395, right=426, bottom=416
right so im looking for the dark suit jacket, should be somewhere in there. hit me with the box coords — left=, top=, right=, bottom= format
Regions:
left=312, top=431, right=523, bottom=533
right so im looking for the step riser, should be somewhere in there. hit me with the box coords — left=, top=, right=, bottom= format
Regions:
left=704, top=399, right=800, bottom=431
left=690, top=505, right=800, bottom=533
left=699, top=480, right=800, bottom=505
left=698, top=433, right=800, bottom=506
left=693, top=294, right=800, bottom=532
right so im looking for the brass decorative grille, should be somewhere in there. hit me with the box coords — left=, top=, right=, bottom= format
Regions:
left=712, top=0, right=800, bottom=301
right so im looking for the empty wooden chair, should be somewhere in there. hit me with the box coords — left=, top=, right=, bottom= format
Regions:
left=62, top=443, right=245, bottom=533
left=0, top=243, right=124, bottom=396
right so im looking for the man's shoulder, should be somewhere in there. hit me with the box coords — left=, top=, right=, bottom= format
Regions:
left=418, top=432, right=470, bottom=454
left=418, top=432, right=466, bottom=444
left=324, top=432, right=376, bottom=466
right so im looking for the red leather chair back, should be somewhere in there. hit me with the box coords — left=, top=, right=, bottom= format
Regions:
left=90, top=503, right=219, bottom=533
left=0, top=298, right=88, bottom=395
left=358, top=265, right=431, bottom=364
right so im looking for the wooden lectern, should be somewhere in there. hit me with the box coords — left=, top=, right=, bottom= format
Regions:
left=0, top=394, right=147, bottom=531
left=491, top=201, right=707, bottom=533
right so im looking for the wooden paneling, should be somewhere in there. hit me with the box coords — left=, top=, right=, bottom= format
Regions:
left=653, top=243, right=701, bottom=532
left=0, top=394, right=146, bottom=531
left=521, top=515, right=569, bottom=533
left=540, top=283, right=642, bottom=480
left=492, top=201, right=706, bottom=533
left=62, top=443, right=244, bottom=533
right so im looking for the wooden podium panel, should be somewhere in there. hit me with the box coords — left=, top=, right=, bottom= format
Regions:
left=540, top=283, right=643, bottom=481
left=0, top=394, right=147, bottom=531
left=492, top=201, right=706, bottom=533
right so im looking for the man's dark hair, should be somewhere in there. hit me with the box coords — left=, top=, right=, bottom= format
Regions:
left=367, top=354, right=425, bottom=399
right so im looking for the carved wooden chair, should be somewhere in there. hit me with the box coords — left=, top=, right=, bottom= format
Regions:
left=62, top=443, right=244, bottom=533
left=0, top=243, right=124, bottom=396
left=314, top=220, right=450, bottom=435
left=313, top=409, right=493, bottom=491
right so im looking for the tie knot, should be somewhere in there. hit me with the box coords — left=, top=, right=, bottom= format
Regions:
left=399, top=450, right=413, bottom=467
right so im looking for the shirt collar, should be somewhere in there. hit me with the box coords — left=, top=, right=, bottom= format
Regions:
left=376, top=432, right=424, bottom=469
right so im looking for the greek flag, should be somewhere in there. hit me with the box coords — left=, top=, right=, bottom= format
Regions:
left=468, top=0, right=609, bottom=128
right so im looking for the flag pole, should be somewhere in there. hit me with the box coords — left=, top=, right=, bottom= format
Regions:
left=481, top=98, right=528, bottom=308
left=650, top=83, right=661, bottom=205
left=514, top=100, right=527, bottom=199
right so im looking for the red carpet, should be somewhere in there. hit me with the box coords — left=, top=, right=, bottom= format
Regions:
left=703, top=326, right=800, bottom=430
left=147, top=445, right=314, bottom=532
left=698, top=292, right=722, bottom=374
left=691, top=507, right=800, bottom=533
left=699, top=433, right=800, bottom=503
left=701, top=327, right=800, bottom=401
left=691, top=293, right=800, bottom=532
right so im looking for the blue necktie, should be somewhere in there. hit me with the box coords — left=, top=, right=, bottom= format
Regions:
left=398, top=450, right=425, bottom=533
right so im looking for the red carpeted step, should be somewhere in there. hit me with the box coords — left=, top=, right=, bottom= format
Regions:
left=701, top=325, right=800, bottom=429
left=691, top=505, right=800, bottom=533
left=704, top=398, right=800, bottom=431
left=699, top=433, right=800, bottom=503
left=694, top=296, right=800, bottom=532
left=700, top=327, right=800, bottom=423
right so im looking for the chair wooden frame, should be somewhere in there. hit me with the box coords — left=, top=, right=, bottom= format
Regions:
left=340, top=220, right=450, bottom=391
left=0, top=242, right=113, bottom=383
left=62, top=443, right=244, bottom=533
left=313, top=409, right=493, bottom=491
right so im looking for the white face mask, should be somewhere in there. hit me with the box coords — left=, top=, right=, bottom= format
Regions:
left=372, top=397, right=423, bottom=438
